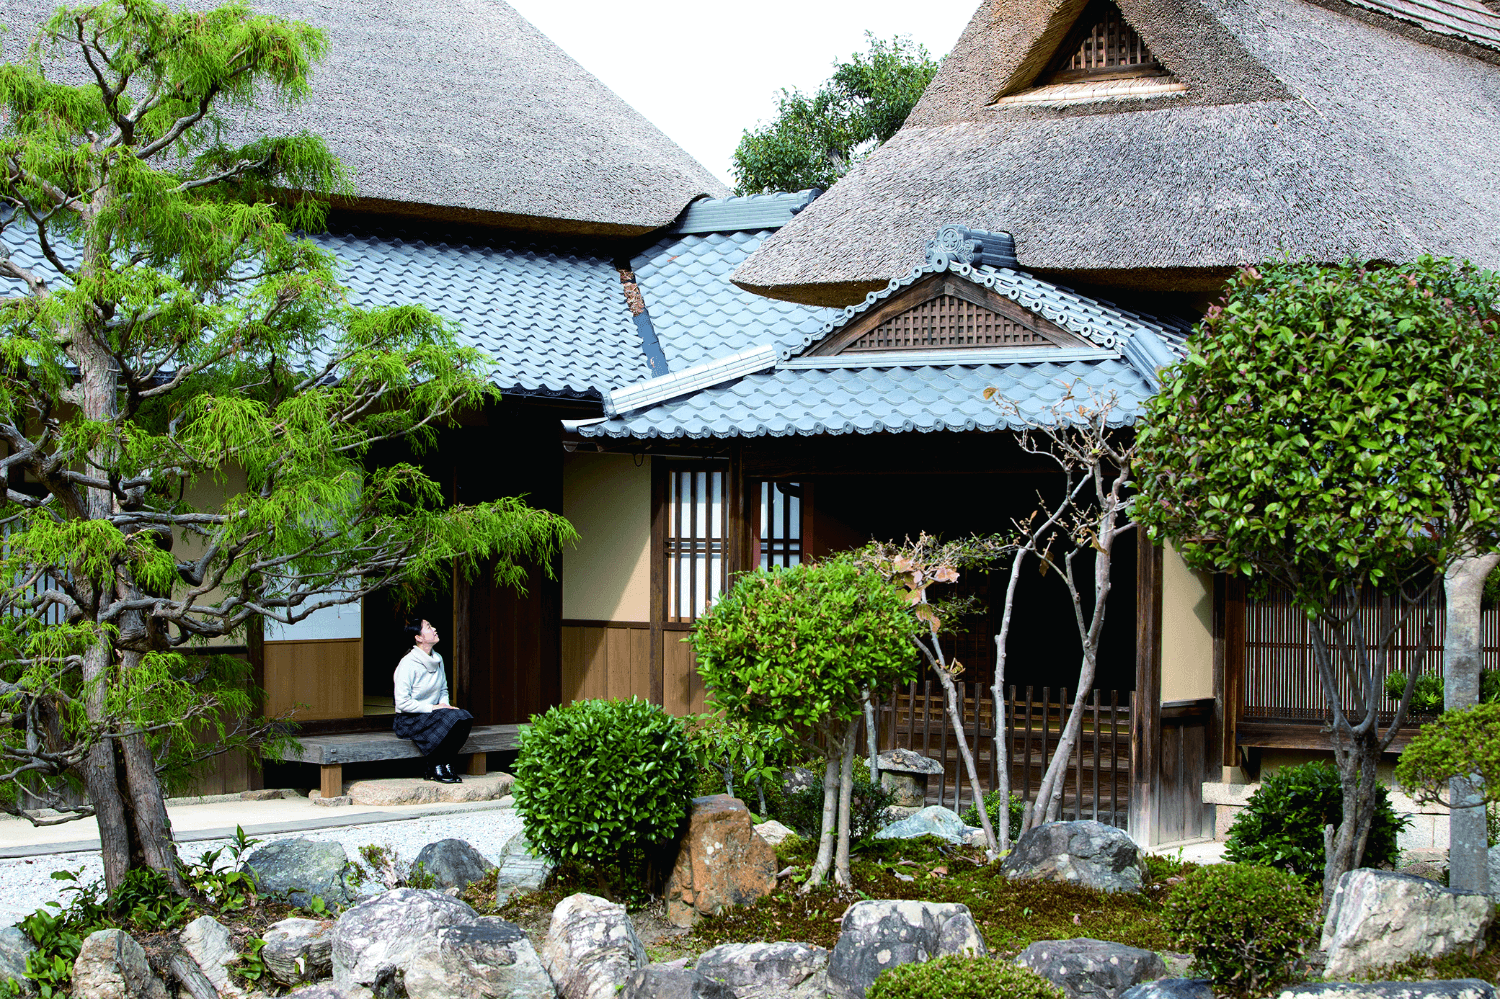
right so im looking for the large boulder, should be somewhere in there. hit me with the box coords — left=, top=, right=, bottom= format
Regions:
left=71, top=929, right=169, bottom=999
left=541, top=893, right=649, bottom=999
left=694, top=941, right=830, bottom=999
left=1321, top=869, right=1493, bottom=978
left=245, top=838, right=358, bottom=909
left=1016, top=938, right=1168, bottom=999
left=875, top=750, right=944, bottom=808
left=625, top=965, right=735, bottom=998
left=331, top=888, right=480, bottom=999
left=404, top=918, right=555, bottom=999
left=826, top=900, right=986, bottom=999
left=1119, top=980, right=1214, bottom=999
left=665, top=796, right=778, bottom=928
left=179, top=915, right=243, bottom=997
left=262, top=917, right=335, bottom=987
left=413, top=838, right=498, bottom=890
left=1276, top=983, right=1496, bottom=999
left=1001, top=820, right=1146, bottom=893
left=0, top=925, right=36, bottom=997
left=873, top=805, right=976, bottom=845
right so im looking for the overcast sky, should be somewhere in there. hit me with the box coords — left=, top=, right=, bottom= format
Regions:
left=504, top=0, right=981, bottom=190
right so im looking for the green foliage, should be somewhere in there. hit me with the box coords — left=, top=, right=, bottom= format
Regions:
left=869, top=954, right=1063, bottom=999
left=356, top=844, right=438, bottom=891
left=961, top=791, right=1025, bottom=834
left=693, top=557, right=921, bottom=746
left=1224, top=762, right=1404, bottom=880
left=1396, top=703, right=1500, bottom=809
left=234, top=938, right=269, bottom=987
left=685, top=712, right=794, bottom=812
left=0, top=0, right=577, bottom=842
left=1162, top=863, right=1320, bottom=992
left=732, top=33, right=939, bottom=195
left=776, top=764, right=897, bottom=843
left=1137, top=257, right=1500, bottom=605
left=1383, top=669, right=1500, bottom=714
left=514, top=698, right=696, bottom=896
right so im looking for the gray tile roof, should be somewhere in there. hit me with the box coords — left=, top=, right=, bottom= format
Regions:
left=318, top=227, right=647, bottom=398
left=631, top=228, right=836, bottom=371
left=670, top=192, right=820, bottom=234
left=576, top=359, right=1155, bottom=440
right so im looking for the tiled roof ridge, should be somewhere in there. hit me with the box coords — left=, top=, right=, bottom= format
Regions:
left=670, top=191, right=822, bottom=235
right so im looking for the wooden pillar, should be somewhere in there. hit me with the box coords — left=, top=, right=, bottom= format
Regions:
left=1129, top=531, right=1163, bottom=847
left=453, top=563, right=471, bottom=710
left=1219, top=574, right=1246, bottom=778
left=726, top=443, right=753, bottom=579
left=648, top=457, right=667, bottom=707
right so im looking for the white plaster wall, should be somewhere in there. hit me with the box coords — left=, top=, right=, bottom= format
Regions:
left=1161, top=540, right=1214, bottom=702
left=562, top=452, right=651, bottom=622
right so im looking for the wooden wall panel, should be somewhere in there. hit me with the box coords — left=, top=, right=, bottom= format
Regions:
left=661, top=631, right=703, bottom=716
left=264, top=638, right=363, bottom=720
left=560, top=622, right=651, bottom=706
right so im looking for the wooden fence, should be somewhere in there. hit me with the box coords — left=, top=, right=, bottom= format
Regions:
left=862, top=681, right=1133, bottom=828
left=1242, top=585, right=1500, bottom=722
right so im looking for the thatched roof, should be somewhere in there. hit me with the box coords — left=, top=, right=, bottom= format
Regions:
left=0, top=0, right=726, bottom=237
left=734, top=0, right=1500, bottom=305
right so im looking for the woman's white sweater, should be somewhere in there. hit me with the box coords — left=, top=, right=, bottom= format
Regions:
left=394, top=647, right=449, bottom=714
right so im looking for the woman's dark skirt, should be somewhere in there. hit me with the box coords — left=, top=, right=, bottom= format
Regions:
left=393, top=708, right=474, bottom=758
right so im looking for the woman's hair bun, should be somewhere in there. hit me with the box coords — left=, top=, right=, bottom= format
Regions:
left=402, top=620, right=423, bottom=642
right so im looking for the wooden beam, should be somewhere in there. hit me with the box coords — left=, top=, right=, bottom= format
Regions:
left=1129, top=531, right=1164, bottom=846
left=649, top=456, right=667, bottom=707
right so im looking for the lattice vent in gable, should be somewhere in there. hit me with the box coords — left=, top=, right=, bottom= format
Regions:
left=1046, top=1, right=1167, bottom=84
left=844, top=295, right=1056, bottom=352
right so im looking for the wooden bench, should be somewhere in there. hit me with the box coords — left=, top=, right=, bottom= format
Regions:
left=270, top=724, right=524, bottom=798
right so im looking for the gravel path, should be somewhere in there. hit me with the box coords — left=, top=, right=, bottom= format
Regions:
left=0, top=806, right=526, bottom=927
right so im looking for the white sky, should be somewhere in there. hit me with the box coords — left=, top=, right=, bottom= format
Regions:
left=504, top=0, right=981, bottom=189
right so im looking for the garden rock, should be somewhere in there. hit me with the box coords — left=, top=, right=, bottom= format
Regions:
left=1017, top=938, right=1168, bottom=999
left=873, top=805, right=976, bottom=845
left=262, top=917, right=335, bottom=986
left=1321, top=869, right=1492, bottom=978
left=783, top=767, right=817, bottom=797
left=826, top=899, right=986, bottom=999
left=665, top=795, right=777, bottom=928
left=331, top=888, right=479, bottom=999
left=344, top=771, right=514, bottom=806
left=283, top=987, right=349, bottom=999
left=72, top=928, right=169, bottom=999
left=180, top=915, right=243, bottom=997
left=1119, top=979, right=1214, bottom=999
left=694, top=941, right=830, bottom=999
left=1001, top=820, right=1146, bottom=893
left=413, top=838, right=498, bottom=889
left=497, top=832, right=554, bottom=895
left=0, top=925, right=36, bottom=997
left=1489, top=846, right=1500, bottom=898
left=625, top=965, right=735, bottom=999
left=245, top=838, right=358, bottom=908
left=753, top=819, right=797, bottom=847
left=404, top=917, right=554, bottom=999
left=541, top=892, right=648, bottom=999
left=875, top=749, right=943, bottom=807
left=1276, top=982, right=1497, bottom=999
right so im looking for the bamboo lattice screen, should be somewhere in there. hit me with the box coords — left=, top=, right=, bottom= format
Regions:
left=848, top=296, right=1052, bottom=352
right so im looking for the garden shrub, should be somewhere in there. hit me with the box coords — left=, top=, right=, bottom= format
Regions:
left=1223, top=760, right=1403, bottom=880
left=960, top=790, right=1025, bottom=835
left=868, top=954, right=1064, bottom=999
left=1162, top=862, right=1319, bottom=992
left=514, top=697, right=696, bottom=894
left=776, top=763, right=897, bottom=843
left=685, top=712, right=794, bottom=816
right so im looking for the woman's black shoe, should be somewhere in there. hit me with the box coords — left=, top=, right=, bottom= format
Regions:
left=425, top=764, right=459, bottom=784
left=440, top=762, right=463, bottom=782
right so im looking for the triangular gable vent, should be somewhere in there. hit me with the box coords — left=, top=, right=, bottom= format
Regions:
left=1045, top=0, right=1167, bottom=84
left=807, top=276, right=1091, bottom=357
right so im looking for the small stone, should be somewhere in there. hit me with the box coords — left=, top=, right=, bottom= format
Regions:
left=753, top=819, right=797, bottom=847
left=413, top=839, right=498, bottom=889
left=0, top=926, right=37, bottom=997
left=72, top=929, right=168, bottom=999
left=1276, top=982, right=1496, bottom=999
left=262, top=917, right=334, bottom=986
left=179, top=916, right=243, bottom=997
left=312, top=795, right=353, bottom=807
left=874, top=805, right=977, bottom=845
left=625, top=965, right=735, bottom=998
left=1119, top=980, right=1214, bottom=999
left=1001, top=820, right=1147, bottom=894
left=241, top=788, right=289, bottom=801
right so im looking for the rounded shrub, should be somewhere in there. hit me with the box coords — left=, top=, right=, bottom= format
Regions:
left=776, top=764, right=896, bottom=843
left=1162, top=862, right=1319, bottom=992
left=961, top=790, right=1025, bottom=834
left=868, top=954, right=1064, bottom=999
left=514, top=697, right=696, bottom=881
left=1223, top=760, right=1404, bottom=880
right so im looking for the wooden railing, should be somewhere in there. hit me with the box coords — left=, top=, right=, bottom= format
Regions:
left=1241, top=585, right=1500, bottom=722
left=863, top=681, right=1133, bottom=828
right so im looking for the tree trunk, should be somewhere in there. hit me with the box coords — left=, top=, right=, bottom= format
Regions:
left=1444, top=552, right=1499, bottom=893
left=932, top=662, right=996, bottom=851
left=992, top=635, right=1011, bottom=852
left=835, top=717, right=858, bottom=886
left=802, top=754, right=841, bottom=892
left=862, top=690, right=879, bottom=785
left=78, top=639, right=135, bottom=891
left=1324, top=725, right=1383, bottom=906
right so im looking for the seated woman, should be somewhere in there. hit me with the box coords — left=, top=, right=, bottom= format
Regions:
left=393, top=619, right=474, bottom=784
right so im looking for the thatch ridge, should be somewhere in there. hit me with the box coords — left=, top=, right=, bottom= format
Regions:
left=734, top=0, right=1500, bottom=305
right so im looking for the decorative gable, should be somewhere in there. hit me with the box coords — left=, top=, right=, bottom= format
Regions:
left=806, top=275, right=1091, bottom=357
left=1045, top=0, right=1167, bottom=83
